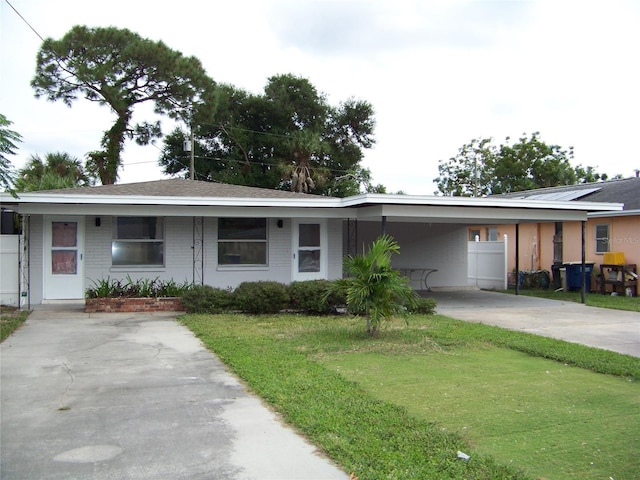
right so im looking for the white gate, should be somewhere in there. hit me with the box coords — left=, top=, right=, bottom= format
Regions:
left=0, top=235, right=19, bottom=307
left=468, top=234, right=508, bottom=290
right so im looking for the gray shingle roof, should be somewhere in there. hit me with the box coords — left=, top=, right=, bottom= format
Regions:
left=495, top=177, right=640, bottom=210
left=39, top=179, right=333, bottom=200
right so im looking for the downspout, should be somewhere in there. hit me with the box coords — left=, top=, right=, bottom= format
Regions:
left=581, top=220, right=586, bottom=304
left=515, top=223, right=520, bottom=296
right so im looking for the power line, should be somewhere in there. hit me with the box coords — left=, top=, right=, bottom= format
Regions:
left=5, top=0, right=45, bottom=42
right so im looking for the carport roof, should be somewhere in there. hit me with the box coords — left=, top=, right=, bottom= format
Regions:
left=1, top=178, right=623, bottom=223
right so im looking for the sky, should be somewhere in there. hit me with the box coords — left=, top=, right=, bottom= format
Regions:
left=1, top=0, right=639, bottom=194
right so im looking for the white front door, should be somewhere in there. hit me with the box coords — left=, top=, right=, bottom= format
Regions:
left=292, top=219, right=327, bottom=281
left=44, top=216, right=85, bottom=300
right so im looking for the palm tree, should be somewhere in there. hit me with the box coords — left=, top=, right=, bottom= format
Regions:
left=342, top=235, right=417, bottom=336
left=14, top=152, right=92, bottom=192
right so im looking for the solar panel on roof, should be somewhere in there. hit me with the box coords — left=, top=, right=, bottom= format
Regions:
left=522, top=187, right=602, bottom=201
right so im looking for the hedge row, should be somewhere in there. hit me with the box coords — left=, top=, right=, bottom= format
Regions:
left=181, top=280, right=437, bottom=316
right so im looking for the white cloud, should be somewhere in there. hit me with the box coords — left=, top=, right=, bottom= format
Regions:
left=1, top=0, right=639, bottom=193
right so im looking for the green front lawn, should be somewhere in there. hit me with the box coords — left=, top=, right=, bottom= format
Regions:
left=509, top=288, right=640, bottom=312
left=182, top=313, right=640, bottom=480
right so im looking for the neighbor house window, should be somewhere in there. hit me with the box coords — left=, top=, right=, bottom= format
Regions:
left=486, top=227, right=498, bottom=241
left=469, top=229, right=481, bottom=241
left=595, top=224, right=609, bottom=254
left=112, top=217, right=164, bottom=266
left=218, top=218, right=267, bottom=265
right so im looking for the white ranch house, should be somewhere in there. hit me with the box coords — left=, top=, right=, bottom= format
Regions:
left=0, top=179, right=622, bottom=307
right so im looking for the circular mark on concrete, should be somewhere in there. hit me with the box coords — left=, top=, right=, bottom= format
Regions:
left=54, top=445, right=123, bottom=463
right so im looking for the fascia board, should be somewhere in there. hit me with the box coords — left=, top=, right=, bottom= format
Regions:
left=588, top=209, right=640, bottom=218
left=14, top=203, right=358, bottom=218
left=5, top=192, right=343, bottom=208
left=355, top=204, right=588, bottom=223
left=341, top=193, right=623, bottom=212
left=3, top=191, right=622, bottom=215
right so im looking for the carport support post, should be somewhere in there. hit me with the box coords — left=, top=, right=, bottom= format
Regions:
left=381, top=216, right=387, bottom=235
left=581, top=220, right=586, bottom=304
left=515, top=223, right=520, bottom=296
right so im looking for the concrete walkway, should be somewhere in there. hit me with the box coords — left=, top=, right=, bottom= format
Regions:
left=0, top=309, right=349, bottom=480
left=427, top=290, right=640, bottom=357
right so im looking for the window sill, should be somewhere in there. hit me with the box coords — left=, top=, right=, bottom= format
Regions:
left=110, top=266, right=166, bottom=272
left=217, top=265, right=269, bottom=272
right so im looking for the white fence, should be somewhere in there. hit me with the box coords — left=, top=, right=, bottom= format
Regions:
left=468, top=235, right=508, bottom=290
left=1, top=235, right=19, bottom=307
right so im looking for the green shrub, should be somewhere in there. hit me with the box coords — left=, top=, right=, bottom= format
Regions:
left=181, top=285, right=233, bottom=314
left=233, top=281, right=289, bottom=314
left=86, top=277, right=193, bottom=299
left=407, top=296, right=437, bottom=315
left=86, top=277, right=126, bottom=298
left=157, top=279, right=193, bottom=297
left=288, top=280, right=339, bottom=314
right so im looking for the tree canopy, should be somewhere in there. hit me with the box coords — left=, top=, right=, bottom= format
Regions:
left=31, top=25, right=215, bottom=185
left=434, top=132, right=609, bottom=196
left=0, top=114, right=21, bottom=195
left=14, top=152, right=92, bottom=192
left=159, top=74, right=379, bottom=196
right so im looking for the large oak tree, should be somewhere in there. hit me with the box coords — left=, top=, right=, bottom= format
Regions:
left=159, top=74, right=378, bottom=196
left=31, top=26, right=215, bottom=184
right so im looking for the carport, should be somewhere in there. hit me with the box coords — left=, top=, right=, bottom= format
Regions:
left=340, top=193, right=623, bottom=302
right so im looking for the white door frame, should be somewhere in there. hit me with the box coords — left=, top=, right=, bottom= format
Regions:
left=291, top=219, right=328, bottom=282
left=43, top=215, right=85, bottom=300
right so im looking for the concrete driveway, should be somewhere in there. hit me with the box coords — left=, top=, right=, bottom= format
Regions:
left=0, top=308, right=349, bottom=480
left=427, top=290, right=640, bottom=357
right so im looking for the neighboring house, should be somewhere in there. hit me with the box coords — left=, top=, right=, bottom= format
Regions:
left=0, top=179, right=621, bottom=306
left=468, top=176, right=639, bottom=291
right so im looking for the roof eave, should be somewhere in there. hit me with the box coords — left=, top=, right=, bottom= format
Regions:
left=342, top=193, right=623, bottom=212
left=588, top=209, right=640, bottom=218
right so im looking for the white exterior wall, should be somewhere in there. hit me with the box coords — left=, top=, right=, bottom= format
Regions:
left=354, top=221, right=469, bottom=289
left=28, top=215, right=44, bottom=304
left=0, top=235, right=19, bottom=306
left=85, top=215, right=112, bottom=285
left=25, top=214, right=347, bottom=304
left=327, top=218, right=343, bottom=280
left=203, top=217, right=292, bottom=289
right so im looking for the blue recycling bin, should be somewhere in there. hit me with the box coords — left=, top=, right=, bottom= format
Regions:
left=563, top=262, right=594, bottom=292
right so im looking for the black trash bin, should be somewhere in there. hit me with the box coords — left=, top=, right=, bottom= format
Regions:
left=551, top=263, right=562, bottom=290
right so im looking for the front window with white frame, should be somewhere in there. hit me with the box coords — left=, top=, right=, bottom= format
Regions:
left=218, top=218, right=267, bottom=265
left=112, top=217, right=164, bottom=266
left=595, top=223, right=609, bottom=254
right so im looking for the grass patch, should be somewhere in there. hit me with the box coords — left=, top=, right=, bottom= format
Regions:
left=181, top=313, right=640, bottom=480
left=508, top=288, right=640, bottom=312
left=322, top=348, right=639, bottom=480
left=0, top=305, right=29, bottom=342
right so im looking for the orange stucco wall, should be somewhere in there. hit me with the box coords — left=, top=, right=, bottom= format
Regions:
left=469, top=215, right=639, bottom=274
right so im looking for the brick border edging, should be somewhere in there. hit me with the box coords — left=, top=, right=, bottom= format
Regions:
left=85, top=297, right=184, bottom=313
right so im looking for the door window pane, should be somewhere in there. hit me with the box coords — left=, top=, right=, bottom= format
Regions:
left=299, top=224, right=320, bottom=247
left=52, top=250, right=77, bottom=274
left=52, top=222, right=77, bottom=247
left=298, top=250, right=320, bottom=272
